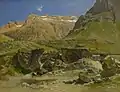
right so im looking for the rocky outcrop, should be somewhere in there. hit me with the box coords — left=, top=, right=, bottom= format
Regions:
left=77, top=71, right=102, bottom=84
left=12, top=49, right=65, bottom=74
left=73, top=58, right=103, bottom=84
left=61, top=48, right=91, bottom=63
left=101, top=55, right=120, bottom=78
left=3, top=47, right=120, bottom=85
left=87, top=0, right=111, bottom=15
left=87, top=0, right=120, bottom=20
left=75, top=55, right=120, bottom=84
left=11, top=48, right=92, bottom=74
left=12, top=49, right=45, bottom=74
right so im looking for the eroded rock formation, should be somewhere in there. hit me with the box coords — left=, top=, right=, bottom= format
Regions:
left=87, top=0, right=120, bottom=20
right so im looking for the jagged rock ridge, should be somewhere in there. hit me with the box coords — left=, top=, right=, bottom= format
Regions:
left=1, top=14, right=78, bottom=41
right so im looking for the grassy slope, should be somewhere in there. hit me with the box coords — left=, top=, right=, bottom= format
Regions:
left=0, top=34, right=13, bottom=43
left=0, top=41, right=57, bottom=56
left=64, top=20, right=120, bottom=54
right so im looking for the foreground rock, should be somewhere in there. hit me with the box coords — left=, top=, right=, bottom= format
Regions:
left=77, top=71, right=102, bottom=84
left=66, top=58, right=103, bottom=72
left=74, top=58, right=103, bottom=84
left=12, top=49, right=66, bottom=74
left=5, top=47, right=120, bottom=85
left=101, top=55, right=120, bottom=78
left=76, top=56, right=120, bottom=84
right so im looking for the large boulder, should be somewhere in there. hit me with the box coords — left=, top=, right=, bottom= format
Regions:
left=101, top=55, right=120, bottom=78
left=61, top=48, right=91, bottom=63
left=12, top=49, right=44, bottom=73
left=75, top=58, right=103, bottom=84
left=66, top=58, right=103, bottom=72
left=79, top=58, right=103, bottom=73
left=77, top=71, right=102, bottom=84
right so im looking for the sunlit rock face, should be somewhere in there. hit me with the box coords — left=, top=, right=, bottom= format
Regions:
left=87, top=0, right=120, bottom=20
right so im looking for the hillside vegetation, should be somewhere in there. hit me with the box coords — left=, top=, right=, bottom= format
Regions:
left=0, top=34, right=13, bottom=43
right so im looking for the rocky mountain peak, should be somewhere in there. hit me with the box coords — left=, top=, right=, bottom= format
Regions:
left=25, top=13, right=78, bottom=24
left=87, top=0, right=120, bottom=20
left=70, top=0, right=120, bottom=33
left=87, top=0, right=110, bottom=14
left=1, top=14, right=78, bottom=41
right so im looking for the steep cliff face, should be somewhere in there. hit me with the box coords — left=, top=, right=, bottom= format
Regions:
left=108, top=0, right=120, bottom=20
left=87, top=0, right=110, bottom=14
left=87, top=0, right=120, bottom=20
left=68, top=0, right=120, bottom=34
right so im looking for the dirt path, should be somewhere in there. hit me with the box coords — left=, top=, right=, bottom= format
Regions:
left=0, top=74, right=120, bottom=92
left=0, top=76, right=86, bottom=92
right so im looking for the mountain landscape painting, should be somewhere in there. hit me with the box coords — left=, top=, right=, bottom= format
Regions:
left=0, top=0, right=120, bottom=92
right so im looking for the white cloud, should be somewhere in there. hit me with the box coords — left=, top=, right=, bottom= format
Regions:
left=37, top=5, right=44, bottom=12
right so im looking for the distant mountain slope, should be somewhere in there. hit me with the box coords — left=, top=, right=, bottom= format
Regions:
left=2, top=14, right=77, bottom=41
left=65, top=2, right=120, bottom=54
left=0, top=21, right=23, bottom=33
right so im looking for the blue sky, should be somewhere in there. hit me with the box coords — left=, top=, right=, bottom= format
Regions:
left=0, top=0, right=94, bottom=26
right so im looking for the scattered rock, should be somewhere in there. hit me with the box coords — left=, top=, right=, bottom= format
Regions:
left=101, top=55, right=120, bottom=78
left=79, top=58, right=103, bottom=73
left=77, top=71, right=102, bottom=84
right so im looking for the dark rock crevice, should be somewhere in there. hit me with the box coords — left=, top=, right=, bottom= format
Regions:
left=11, top=48, right=92, bottom=74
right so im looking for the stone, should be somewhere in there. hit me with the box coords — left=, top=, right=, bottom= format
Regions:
left=21, top=82, right=30, bottom=87
left=80, top=58, right=103, bottom=73
left=72, top=58, right=104, bottom=84
left=77, top=70, right=102, bottom=84
left=12, top=49, right=44, bottom=73
left=12, top=49, right=67, bottom=75
left=101, top=55, right=120, bottom=78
